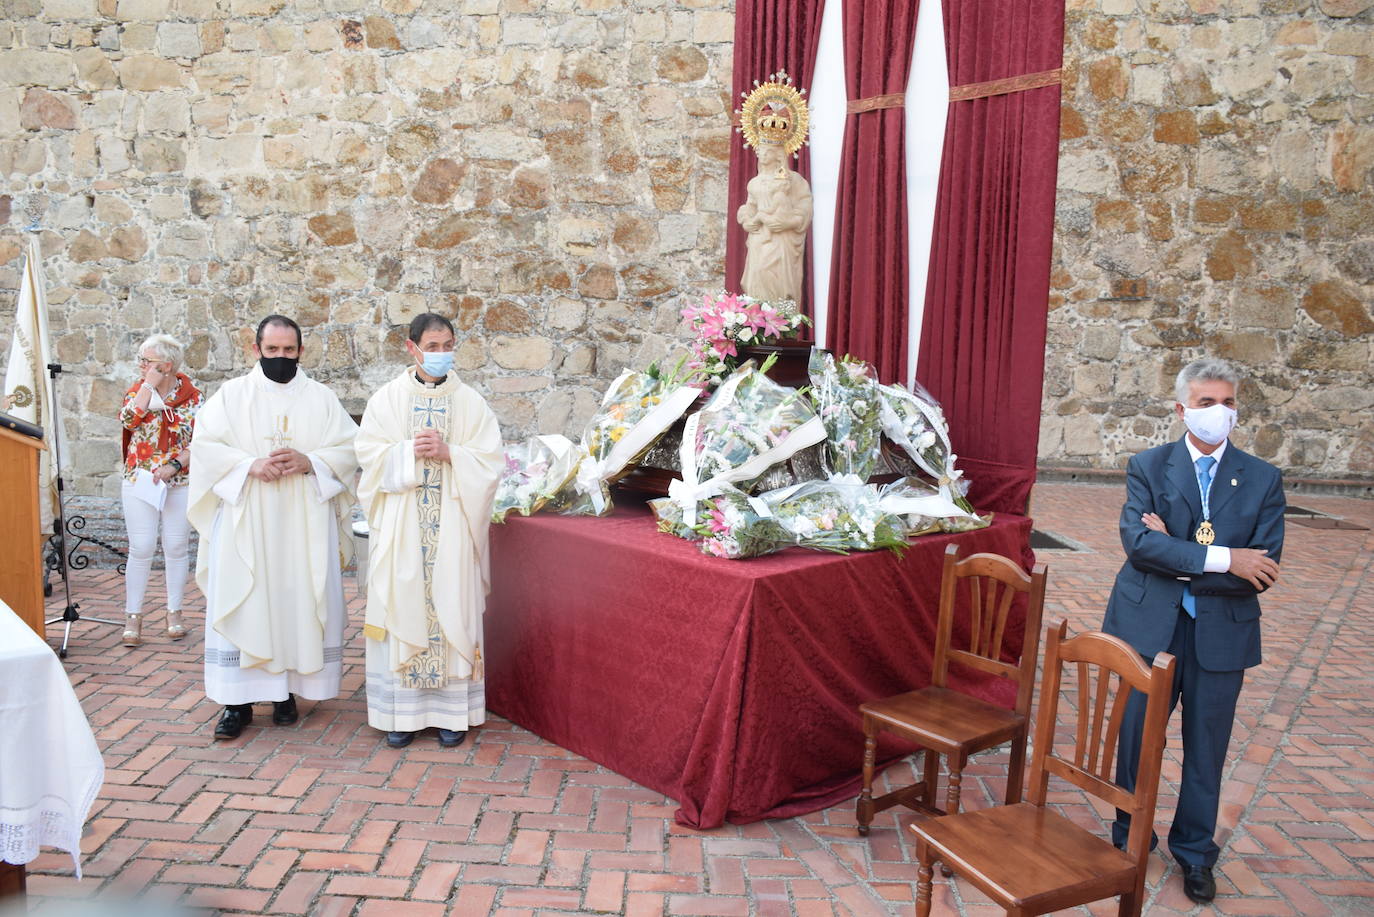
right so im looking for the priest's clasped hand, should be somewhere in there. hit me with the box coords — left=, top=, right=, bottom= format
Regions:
left=249, top=449, right=313, bottom=481
left=413, top=429, right=451, bottom=463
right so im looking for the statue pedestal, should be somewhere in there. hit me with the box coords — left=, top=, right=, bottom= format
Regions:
left=737, top=340, right=812, bottom=389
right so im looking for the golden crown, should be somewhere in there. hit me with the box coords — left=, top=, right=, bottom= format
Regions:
left=736, top=69, right=810, bottom=158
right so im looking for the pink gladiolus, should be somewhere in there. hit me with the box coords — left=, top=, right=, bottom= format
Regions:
left=708, top=507, right=730, bottom=534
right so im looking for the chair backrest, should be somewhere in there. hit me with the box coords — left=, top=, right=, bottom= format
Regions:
left=931, top=544, right=1049, bottom=718
left=1026, top=620, right=1177, bottom=863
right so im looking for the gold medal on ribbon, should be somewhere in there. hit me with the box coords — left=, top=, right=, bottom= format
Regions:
left=1195, top=520, right=1215, bottom=546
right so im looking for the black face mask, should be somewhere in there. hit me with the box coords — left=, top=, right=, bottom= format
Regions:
left=259, top=356, right=299, bottom=384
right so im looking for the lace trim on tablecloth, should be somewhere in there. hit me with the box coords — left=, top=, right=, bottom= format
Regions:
left=1, top=782, right=101, bottom=878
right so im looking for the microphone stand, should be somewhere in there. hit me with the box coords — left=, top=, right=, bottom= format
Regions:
left=43, top=361, right=120, bottom=658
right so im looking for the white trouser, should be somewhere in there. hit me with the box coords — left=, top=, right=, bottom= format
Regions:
left=121, top=481, right=191, bottom=617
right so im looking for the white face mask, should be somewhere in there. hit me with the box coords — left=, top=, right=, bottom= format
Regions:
left=1183, top=404, right=1237, bottom=446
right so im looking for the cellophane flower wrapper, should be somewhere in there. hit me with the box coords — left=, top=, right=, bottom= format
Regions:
left=668, top=362, right=826, bottom=527
left=876, top=476, right=986, bottom=535
left=808, top=349, right=883, bottom=480
left=695, top=488, right=794, bottom=559
left=558, top=367, right=702, bottom=516
left=762, top=475, right=909, bottom=556
left=491, top=434, right=586, bottom=523
left=648, top=496, right=697, bottom=540
left=877, top=381, right=976, bottom=514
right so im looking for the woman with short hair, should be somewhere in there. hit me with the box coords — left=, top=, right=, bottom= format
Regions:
left=119, top=333, right=201, bottom=646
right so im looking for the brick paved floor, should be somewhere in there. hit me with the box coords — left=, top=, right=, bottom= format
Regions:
left=22, top=482, right=1374, bottom=916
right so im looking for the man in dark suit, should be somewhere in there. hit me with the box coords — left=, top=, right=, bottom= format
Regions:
left=1104, top=357, right=1284, bottom=905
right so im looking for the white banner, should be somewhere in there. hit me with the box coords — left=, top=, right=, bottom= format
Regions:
left=3, top=235, right=63, bottom=530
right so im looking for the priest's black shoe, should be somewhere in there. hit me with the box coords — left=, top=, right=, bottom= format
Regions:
left=437, top=729, right=467, bottom=748
left=214, top=704, right=253, bottom=740
left=1180, top=865, right=1216, bottom=904
left=272, top=694, right=298, bottom=726
left=385, top=731, right=415, bottom=748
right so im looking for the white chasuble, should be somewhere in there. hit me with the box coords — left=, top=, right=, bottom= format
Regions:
left=356, top=369, right=502, bottom=732
left=188, top=365, right=358, bottom=704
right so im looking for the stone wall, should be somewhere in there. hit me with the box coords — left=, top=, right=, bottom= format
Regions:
left=1046, top=0, right=1374, bottom=478
left=1, top=0, right=734, bottom=499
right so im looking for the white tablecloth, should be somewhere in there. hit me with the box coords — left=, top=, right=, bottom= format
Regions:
left=0, top=601, right=104, bottom=876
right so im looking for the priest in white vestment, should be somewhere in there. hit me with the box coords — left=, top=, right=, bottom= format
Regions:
left=188, top=315, right=359, bottom=740
left=356, top=313, right=502, bottom=748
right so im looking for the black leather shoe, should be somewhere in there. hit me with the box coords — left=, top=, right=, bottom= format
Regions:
left=1181, top=865, right=1216, bottom=904
left=214, top=704, right=253, bottom=740
left=385, top=731, right=415, bottom=748
left=437, top=729, right=467, bottom=748
left=272, top=694, right=298, bottom=726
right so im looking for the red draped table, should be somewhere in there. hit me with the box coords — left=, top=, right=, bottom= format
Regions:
left=486, top=502, right=1034, bottom=829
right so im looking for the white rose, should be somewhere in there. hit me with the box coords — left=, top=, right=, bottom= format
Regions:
left=917, top=431, right=937, bottom=450
left=737, top=327, right=754, bottom=342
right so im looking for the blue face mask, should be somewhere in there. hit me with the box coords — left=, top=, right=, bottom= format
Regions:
left=418, top=351, right=453, bottom=378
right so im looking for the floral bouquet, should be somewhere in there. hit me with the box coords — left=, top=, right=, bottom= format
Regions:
left=492, top=434, right=586, bottom=523
left=680, top=291, right=809, bottom=384
left=694, top=488, right=795, bottom=559
left=763, top=475, right=909, bottom=555
left=878, top=380, right=975, bottom=514
left=668, top=362, right=826, bottom=527
left=876, top=476, right=984, bottom=535
left=557, top=364, right=702, bottom=516
left=808, top=350, right=883, bottom=480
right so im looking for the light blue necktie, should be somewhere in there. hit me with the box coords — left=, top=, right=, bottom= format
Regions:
left=1180, top=455, right=1216, bottom=619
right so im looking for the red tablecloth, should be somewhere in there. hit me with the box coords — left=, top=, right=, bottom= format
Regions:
left=486, top=503, right=1034, bottom=829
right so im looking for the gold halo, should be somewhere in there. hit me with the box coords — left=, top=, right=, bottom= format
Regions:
left=737, top=70, right=809, bottom=158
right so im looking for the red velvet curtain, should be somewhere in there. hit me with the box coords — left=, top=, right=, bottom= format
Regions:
left=724, top=0, right=825, bottom=321
left=825, top=0, right=922, bottom=383
left=916, top=0, right=1065, bottom=515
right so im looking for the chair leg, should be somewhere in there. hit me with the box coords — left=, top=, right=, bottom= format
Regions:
left=939, top=764, right=963, bottom=878
left=915, top=852, right=934, bottom=917
left=921, top=746, right=940, bottom=812
left=1119, top=873, right=1146, bottom=917
left=857, top=721, right=877, bottom=836
left=1005, top=732, right=1027, bottom=805
left=945, top=764, right=963, bottom=815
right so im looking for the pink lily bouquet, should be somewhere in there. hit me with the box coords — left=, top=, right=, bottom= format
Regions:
left=681, top=292, right=808, bottom=384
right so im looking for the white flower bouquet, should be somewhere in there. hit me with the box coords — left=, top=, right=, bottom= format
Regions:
left=763, top=475, right=909, bottom=555
left=876, top=476, right=986, bottom=535
left=492, top=434, right=586, bottom=523
left=808, top=349, right=883, bottom=480
left=668, top=362, right=826, bottom=527
left=556, top=364, right=702, bottom=515
left=878, top=380, right=975, bottom=514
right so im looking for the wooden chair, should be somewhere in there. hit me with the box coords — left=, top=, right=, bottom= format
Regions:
left=911, top=621, right=1177, bottom=917
left=857, top=544, right=1047, bottom=836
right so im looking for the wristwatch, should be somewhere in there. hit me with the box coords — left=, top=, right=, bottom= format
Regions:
left=168, top=458, right=184, bottom=472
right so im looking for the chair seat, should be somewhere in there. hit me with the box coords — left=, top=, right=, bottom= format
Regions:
left=862, top=685, right=1024, bottom=753
left=912, top=802, right=1137, bottom=911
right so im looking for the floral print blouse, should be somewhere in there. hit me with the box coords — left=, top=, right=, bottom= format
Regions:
left=120, top=374, right=201, bottom=485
